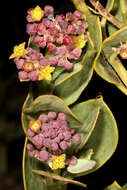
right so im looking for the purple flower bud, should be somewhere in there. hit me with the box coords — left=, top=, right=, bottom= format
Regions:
left=72, top=134, right=81, bottom=143
left=48, top=56, right=58, bottom=66
left=51, top=142, right=58, bottom=151
left=33, top=150, right=39, bottom=157
left=58, top=133, right=64, bottom=140
left=32, top=135, right=43, bottom=149
left=28, top=150, right=34, bottom=158
left=43, top=138, right=51, bottom=148
left=73, top=10, right=82, bottom=19
left=44, top=5, right=54, bottom=16
left=67, top=24, right=75, bottom=34
left=56, top=46, right=68, bottom=56
left=68, top=47, right=82, bottom=60
left=39, top=58, right=49, bottom=66
left=58, top=59, right=65, bottom=67
left=59, top=141, right=68, bottom=150
left=63, top=131, right=72, bottom=141
left=49, top=120, right=60, bottom=129
left=37, top=23, right=46, bottom=35
left=33, top=36, right=42, bottom=44
left=68, top=156, right=77, bottom=166
left=64, top=62, right=73, bottom=71
left=26, top=143, right=34, bottom=151
left=15, top=59, right=24, bottom=69
left=56, top=36, right=63, bottom=44
left=41, top=123, right=50, bottom=131
left=53, top=149, right=63, bottom=156
left=48, top=112, right=56, bottom=120
left=26, top=24, right=37, bottom=36
left=39, top=150, right=49, bottom=161
left=38, top=114, right=48, bottom=123
left=26, top=129, right=35, bottom=137
left=55, top=14, right=64, bottom=23
left=49, top=129, right=57, bottom=138
left=70, top=128, right=75, bottom=134
left=58, top=112, right=67, bottom=121
left=28, top=71, right=39, bottom=81
left=18, top=71, right=28, bottom=80
left=54, top=137, right=60, bottom=143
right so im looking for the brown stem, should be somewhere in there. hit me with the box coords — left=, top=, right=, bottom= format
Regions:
left=89, top=0, right=125, bottom=29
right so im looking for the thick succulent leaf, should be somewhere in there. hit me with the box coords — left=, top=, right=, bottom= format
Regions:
left=22, top=95, right=82, bottom=133
left=70, top=99, right=100, bottom=152
left=54, top=50, right=96, bottom=105
left=108, top=0, right=127, bottom=35
left=67, top=158, right=96, bottom=174
left=122, top=184, right=127, bottom=190
left=71, top=97, right=118, bottom=176
left=104, top=181, right=121, bottom=190
left=95, top=26, right=127, bottom=95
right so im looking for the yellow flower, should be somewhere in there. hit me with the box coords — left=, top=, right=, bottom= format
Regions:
left=30, top=6, right=44, bottom=21
left=52, top=154, right=66, bottom=170
left=9, top=42, right=28, bottom=60
left=73, top=34, right=87, bottom=49
left=39, top=66, right=55, bottom=81
left=29, top=120, right=41, bottom=133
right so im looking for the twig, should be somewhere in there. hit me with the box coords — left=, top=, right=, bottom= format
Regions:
left=89, top=0, right=125, bottom=29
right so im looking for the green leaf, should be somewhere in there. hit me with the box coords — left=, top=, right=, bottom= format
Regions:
left=67, top=158, right=96, bottom=174
left=71, top=98, right=100, bottom=152
left=95, top=26, right=127, bottom=95
left=122, top=184, right=127, bottom=190
left=104, top=181, right=121, bottom=190
left=54, top=50, right=96, bottom=105
left=22, top=95, right=82, bottom=133
left=108, top=0, right=127, bottom=35
left=71, top=97, right=118, bottom=176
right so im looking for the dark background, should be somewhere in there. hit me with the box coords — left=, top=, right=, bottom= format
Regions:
left=0, top=0, right=127, bottom=189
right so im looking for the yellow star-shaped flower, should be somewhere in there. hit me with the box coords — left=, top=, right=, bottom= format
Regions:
left=39, top=66, right=55, bottom=81
left=30, top=6, right=44, bottom=21
left=52, top=154, right=66, bottom=170
left=73, top=34, right=87, bottom=49
left=29, top=120, right=41, bottom=133
left=9, top=42, right=28, bottom=60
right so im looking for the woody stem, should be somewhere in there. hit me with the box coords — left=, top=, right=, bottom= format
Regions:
left=89, top=0, right=125, bottom=29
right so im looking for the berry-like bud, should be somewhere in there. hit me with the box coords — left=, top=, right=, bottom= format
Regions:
left=58, top=112, right=67, bottom=121
left=48, top=112, right=57, bottom=120
left=44, top=5, right=54, bottom=16
left=26, top=129, right=35, bottom=137
left=26, top=24, right=37, bottom=36
left=15, top=59, right=24, bottom=69
left=39, top=150, right=49, bottom=161
left=72, top=134, right=81, bottom=142
left=18, top=71, right=28, bottom=80
left=28, top=71, right=39, bottom=81
left=38, top=114, right=48, bottom=123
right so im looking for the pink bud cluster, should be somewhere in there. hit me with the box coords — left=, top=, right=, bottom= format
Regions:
left=26, top=112, right=81, bottom=166
left=26, top=5, right=88, bottom=70
left=14, top=48, right=43, bottom=81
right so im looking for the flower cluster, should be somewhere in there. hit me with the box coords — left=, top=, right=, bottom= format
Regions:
left=9, top=5, right=88, bottom=82
left=26, top=111, right=81, bottom=170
